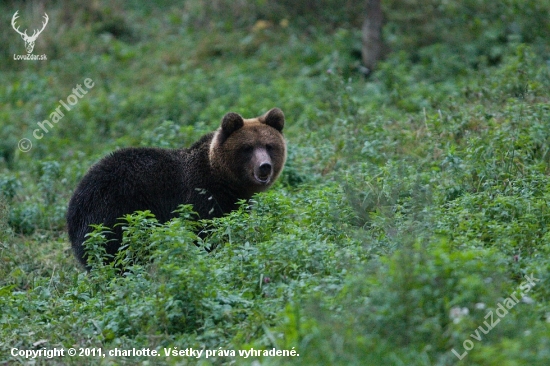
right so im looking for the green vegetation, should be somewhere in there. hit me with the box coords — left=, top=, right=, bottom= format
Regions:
left=1, top=0, right=550, bottom=365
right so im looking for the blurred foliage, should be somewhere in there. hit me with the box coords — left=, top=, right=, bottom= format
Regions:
left=383, top=0, right=550, bottom=65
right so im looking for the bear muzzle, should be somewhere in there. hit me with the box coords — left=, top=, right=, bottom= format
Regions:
left=252, top=148, right=273, bottom=185
left=255, top=162, right=273, bottom=184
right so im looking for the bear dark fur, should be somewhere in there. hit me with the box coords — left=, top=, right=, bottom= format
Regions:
left=67, top=108, right=286, bottom=267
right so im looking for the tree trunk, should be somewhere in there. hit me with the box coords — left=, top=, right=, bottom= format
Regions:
left=361, top=0, right=383, bottom=74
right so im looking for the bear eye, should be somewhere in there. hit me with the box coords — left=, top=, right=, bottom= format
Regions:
left=266, top=144, right=274, bottom=152
left=241, top=145, right=253, bottom=154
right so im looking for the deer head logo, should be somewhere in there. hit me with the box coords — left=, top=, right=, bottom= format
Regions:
left=11, top=11, right=49, bottom=54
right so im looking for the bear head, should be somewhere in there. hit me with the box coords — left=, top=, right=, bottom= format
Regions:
left=209, top=107, right=286, bottom=195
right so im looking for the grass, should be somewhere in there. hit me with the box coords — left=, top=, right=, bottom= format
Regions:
left=1, top=0, right=550, bottom=365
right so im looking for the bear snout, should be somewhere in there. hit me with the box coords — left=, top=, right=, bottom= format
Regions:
left=258, top=163, right=272, bottom=180
left=255, top=162, right=272, bottom=183
left=251, top=147, right=274, bottom=184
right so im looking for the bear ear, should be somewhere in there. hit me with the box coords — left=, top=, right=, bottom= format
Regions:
left=221, top=112, right=244, bottom=137
left=262, top=108, right=285, bottom=132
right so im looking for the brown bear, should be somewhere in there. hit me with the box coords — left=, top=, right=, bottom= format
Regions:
left=67, top=108, right=286, bottom=268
